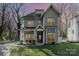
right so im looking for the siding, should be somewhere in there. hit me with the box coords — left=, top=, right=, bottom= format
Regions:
left=42, top=7, right=59, bottom=43
left=43, top=8, right=58, bottom=27
left=24, top=17, right=42, bottom=27
left=67, top=17, right=79, bottom=42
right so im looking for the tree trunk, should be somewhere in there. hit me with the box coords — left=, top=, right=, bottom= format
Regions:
left=0, top=29, right=3, bottom=41
left=0, top=35, right=3, bottom=41
left=17, top=28, right=20, bottom=41
left=9, top=30, right=12, bottom=41
left=17, top=21, right=21, bottom=41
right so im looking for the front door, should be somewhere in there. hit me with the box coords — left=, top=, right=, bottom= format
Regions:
left=37, top=31, right=43, bottom=43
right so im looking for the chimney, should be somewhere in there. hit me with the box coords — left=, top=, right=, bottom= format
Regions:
left=35, top=9, right=44, bottom=15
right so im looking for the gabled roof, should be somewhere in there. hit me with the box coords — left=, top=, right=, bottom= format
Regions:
left=22, top=12, right=41, bottom=20
left=41, top=4, right=60, bottom=19
left=23, top=12, right=39, bottom=18
left=22, top=4, right=60, bottom=20
left=35, top=24, right=45, bottom=30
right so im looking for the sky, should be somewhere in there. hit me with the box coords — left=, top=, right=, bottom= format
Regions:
left=23, top=3, right=50, bottom=15
left=1, top=3, right=79, bottom=16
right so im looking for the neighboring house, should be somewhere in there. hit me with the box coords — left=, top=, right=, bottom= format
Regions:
left=67, top=15, right=79, bottom=42
left=20, top=5, right=62, bottom=45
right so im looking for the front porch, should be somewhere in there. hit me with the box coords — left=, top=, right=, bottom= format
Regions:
left=20, top=25, right=58, bottom=45
left=20, top=25, right=45, bottom=45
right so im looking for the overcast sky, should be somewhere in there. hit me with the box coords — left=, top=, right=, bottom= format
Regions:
left=20, top=3, right=79, bottom=15
left=22, top=3, right=50, bottom=15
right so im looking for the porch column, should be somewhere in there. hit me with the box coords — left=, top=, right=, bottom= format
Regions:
left=20, top=30, right=24, bottom=41
left=46, top=28, right=48, bottom=44
left=20, top=30, right=26, bottom=44
left=34, top=29, right=37, bottom=44
left=43, top=31, right=45, bottom=44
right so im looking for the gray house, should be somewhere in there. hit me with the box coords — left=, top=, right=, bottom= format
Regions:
left=20, top=5, right=61, bottom=45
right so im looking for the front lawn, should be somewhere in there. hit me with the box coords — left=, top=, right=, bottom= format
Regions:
left=10, top=43, right=79, bottom=56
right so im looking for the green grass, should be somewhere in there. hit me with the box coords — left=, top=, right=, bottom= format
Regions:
left=10, top=43, right=79, bottom=56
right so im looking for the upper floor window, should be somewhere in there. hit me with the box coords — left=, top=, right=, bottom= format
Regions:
left=28, top=21, right=33, bottom=27
left=48, top=18, right=55, bottom=26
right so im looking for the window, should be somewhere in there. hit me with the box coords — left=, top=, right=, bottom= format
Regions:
left=28, top=21, right=33, bottom=27
left=48, top=18, right=55, bottom=26
left=26, top=33, right=34, bottom=40
left=47, top=33, right=55, bottom=43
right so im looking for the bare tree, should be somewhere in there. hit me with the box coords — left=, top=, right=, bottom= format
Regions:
left=63, top=4, right=77, bottom=35
left=54, top=3, right=77, bottom=38
left=10, top=3, right=24, bottom=41
left=7, top=10, right=13, bottom=41
left=0, top=3, right=8, bottom=40
left=53, top=3, right=68, bottom=38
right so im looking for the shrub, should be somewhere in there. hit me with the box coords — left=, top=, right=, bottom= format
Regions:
left=60, top=31, right=67, bottom=38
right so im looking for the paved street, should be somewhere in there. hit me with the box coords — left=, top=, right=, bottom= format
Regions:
left=0, top=42, right=17, bottom=56
left=0, top=44, right=9, bottom=56
left=0, top=45, right=4, bottom=56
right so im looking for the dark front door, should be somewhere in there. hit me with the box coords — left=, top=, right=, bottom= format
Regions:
left=37, top=31, right=43, bottom=43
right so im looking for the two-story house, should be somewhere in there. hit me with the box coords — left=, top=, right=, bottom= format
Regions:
left=20, top=5, right=61, bottom=45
